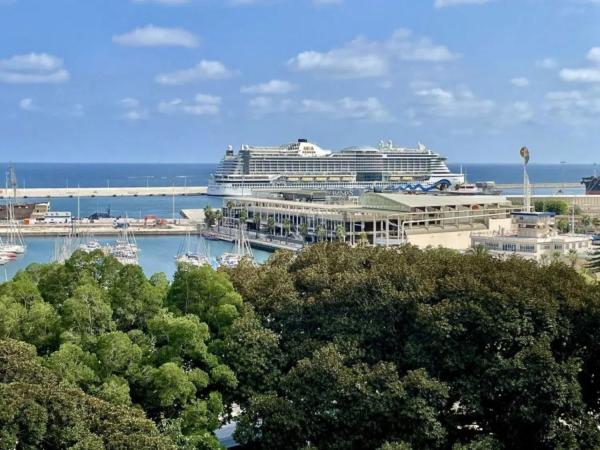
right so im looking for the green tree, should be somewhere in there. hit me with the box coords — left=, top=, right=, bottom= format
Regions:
left=253, top=213, right=262, bottom=237
left=283, top=218, right=292, bottom=237
left=556, top=218, right=570, bottom=233
left=299, top=222, right=309, bottom=241
left=0, top=339, right=175, bottom=450
left=315, top=224, right=326, bottom=242
left=267, top=216, right=276, bottom=235
left=227, top=243, right=600, bottom=449
left=62, top=283, right=114, bottom=335
left=335, top=224, right=346, bottom=242
left=203, top=205, right=216, bottom=229
left=534, top=199, right=569, bottom=215
left=167, top=264, right=243, bottom=335
left=239, top=208, right=248, bottom=229
left=236, top=344, right=448, bottom=450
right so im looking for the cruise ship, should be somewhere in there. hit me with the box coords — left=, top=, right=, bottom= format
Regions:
left=208, top=139, right=465, bottom=196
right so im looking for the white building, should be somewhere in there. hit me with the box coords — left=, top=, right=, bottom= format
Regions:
left=42, top=211, right=72, bottom=224
left=471, top=212, right=592, bottom=262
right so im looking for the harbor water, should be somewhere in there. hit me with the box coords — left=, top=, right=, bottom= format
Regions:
left=1, top=236, right=273, bottom=281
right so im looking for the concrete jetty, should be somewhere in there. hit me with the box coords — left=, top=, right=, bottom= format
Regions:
left=497, top=182, right=581, bottom=190
left=0, top=186, right=207, bottom=199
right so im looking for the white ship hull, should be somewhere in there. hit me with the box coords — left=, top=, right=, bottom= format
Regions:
left=207, top=175, right=465, bottom=197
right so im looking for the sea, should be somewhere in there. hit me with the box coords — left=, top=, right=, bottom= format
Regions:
left=0, top=162, right=596, bottom=280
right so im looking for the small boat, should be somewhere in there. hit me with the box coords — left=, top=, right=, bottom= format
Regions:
left=79, top=239, right=102, bottom=253
left=218, top=226, right=254, bottom=268
left=175, top=234, right=211, bottom=268
left=79, top=230, right=102, bottom=253
left=105, top=223, right=139, bottom=266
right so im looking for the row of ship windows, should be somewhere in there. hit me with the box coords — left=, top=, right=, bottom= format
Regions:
left=247, top=163, right=434, bottom=171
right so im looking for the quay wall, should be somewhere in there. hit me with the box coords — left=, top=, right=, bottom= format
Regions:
left=0, top=186, right=208, bottom=199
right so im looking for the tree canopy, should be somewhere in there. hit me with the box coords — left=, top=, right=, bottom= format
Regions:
left=225, top=242, right=600, bottom=450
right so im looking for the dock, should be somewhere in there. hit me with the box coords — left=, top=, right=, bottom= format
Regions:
left=497, top=182, right=582, bottom=190
left=0, top=186, right=208, bottom=199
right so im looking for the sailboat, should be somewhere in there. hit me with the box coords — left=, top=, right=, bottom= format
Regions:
left=78, top=230, right=102, bottom=253
left=175, top=233, right=212, bottom=268
left=54, top=231, right=75, bottom=263
left=218, top=225, right=254, bottom=268
left=1, top=166, right=26, bottom=255
left=106, top=219, right=139, bottom=265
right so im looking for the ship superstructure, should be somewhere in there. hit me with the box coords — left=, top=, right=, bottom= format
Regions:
left=208, top=139, right=464, bottom=196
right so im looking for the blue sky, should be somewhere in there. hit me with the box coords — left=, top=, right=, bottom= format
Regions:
left=1, top=0, right=600, bottom=163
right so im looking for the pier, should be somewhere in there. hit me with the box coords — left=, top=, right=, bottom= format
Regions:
left=0, top=186, right=208, bottom=199
left=496, top=182, right=582, bottom=190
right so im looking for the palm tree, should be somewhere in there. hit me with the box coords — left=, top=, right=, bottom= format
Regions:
left=567, top=248, right=578, bottom=268
left=267, top=216, right=276, bottom=236
left=551, top=251, right=562, bottom=264
left=468, top=245, right=489, bottom=257
left=253, top=214, right=261, bottom=237
left=540, top=253, right=549, bottom=266
left=283, top=219, right=292, bottom=237
left=299, top=222, right=308, bottom=242
left=239, top=209, right=248, bottom=229
left=316, top=224, right=326, bottom=242
left=215, top=210, right=223, bottom=233
left=203, top=205, right=216, bottom=229
left=225, top=200, right=234, bottom=226
left=358, top=231, right=369, bottom=246
left=335, top=224, right=346, bottom=242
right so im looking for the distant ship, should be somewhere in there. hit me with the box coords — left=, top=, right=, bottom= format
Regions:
left=208, top=138, right=465, bottom=196
left=582, top=176, right=600, bottom=195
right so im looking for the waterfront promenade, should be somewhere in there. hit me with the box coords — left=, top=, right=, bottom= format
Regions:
left=0, top=186, right=208, bottom=199
left=0, top=221, right=198, bottom=237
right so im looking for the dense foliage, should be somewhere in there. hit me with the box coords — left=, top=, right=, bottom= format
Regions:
left=225, top=243, right=600, bottom=450
left=3, top=243, right=600, bottom=449
left=0, top=250, right=253, bottom=449
left=534, top=199, right=569, bottom=215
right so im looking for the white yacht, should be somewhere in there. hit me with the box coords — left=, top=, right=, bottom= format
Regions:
left=208, top=139, right=464, bottom=196
left=106, top=226, right=139, bottom=266
left=218, top=227, right=254, bottom=268
left=175, top=234, right=211, bottom=268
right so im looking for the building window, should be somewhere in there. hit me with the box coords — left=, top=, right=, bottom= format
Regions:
left=502, top=243, right=517, bottom=252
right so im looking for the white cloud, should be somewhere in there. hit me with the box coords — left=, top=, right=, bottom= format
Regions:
left=510, top=77, right=530, bottom=87
left=19, top=98, right=38, bottom=112
left=158, top=94, right=221, bottom=115
left=412, top=84, right=495, bottom=118
left=132, top=0, right=192, bottom=5
left=287, top=28, right=458, bottom=79
left=300, top=96, right=393, bottom=122
left=248, top=96, right=293, bottom=117
left=0, top=53, right=69, bottom=84
left=119, top=97, right=149, bottom=121
left=241, top=79, right=297, bottom=95
left=545, top=89, right=600, bottom=124
left=509, top=101, right=534, bottom=122
left=155, top=60, right=234, bottom=85
left=536, top=58, right=558, bottom=69
left=120, top=97, right=141, bottom=109
left=113, top=25, right=199, bottom=48
left=559, top=47, right=600, bottom=82
left=435, top=0, right=492, bottom=7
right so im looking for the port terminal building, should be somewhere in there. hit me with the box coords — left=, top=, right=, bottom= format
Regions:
left=471, top=211, right=592, bottom=262
left=223, top=192, right=515, bottom=250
